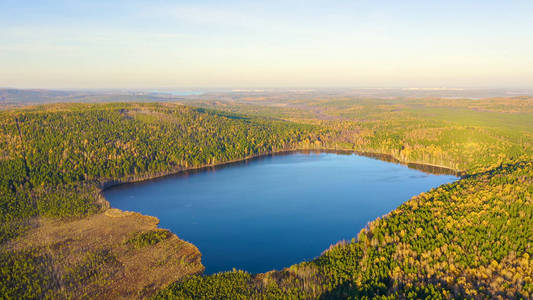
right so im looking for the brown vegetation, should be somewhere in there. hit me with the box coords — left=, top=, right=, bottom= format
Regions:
left=6, top=209, right=203, bottom=299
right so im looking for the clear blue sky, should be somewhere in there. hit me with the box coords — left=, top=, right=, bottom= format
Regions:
left=1, top=0, right=532, bottom=89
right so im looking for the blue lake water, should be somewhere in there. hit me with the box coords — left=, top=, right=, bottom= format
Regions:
left=104, top=152, right=457, bottom=274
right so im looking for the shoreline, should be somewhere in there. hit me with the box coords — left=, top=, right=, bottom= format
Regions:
left=100, top=147, right=463, bottom=194
left=95, top=147, right=464, bottom=276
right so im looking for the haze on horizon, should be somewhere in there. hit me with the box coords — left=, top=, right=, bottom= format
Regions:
left=1, top=0, right=532, bottom=89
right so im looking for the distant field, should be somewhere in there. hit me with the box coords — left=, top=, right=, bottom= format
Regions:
left=186, top=96, right=533, bottom=172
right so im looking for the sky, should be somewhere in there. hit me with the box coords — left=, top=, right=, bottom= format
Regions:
left=1, top=0, right=532, bottom=89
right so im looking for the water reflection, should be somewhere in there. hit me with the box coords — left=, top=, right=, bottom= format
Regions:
left=105, top=152, right=458, bottom=274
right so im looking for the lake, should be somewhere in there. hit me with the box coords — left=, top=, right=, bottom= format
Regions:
left=104, top=152, right=458, bottom=274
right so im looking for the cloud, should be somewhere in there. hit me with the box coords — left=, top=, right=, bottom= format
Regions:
left=152, top=33, right=188, bottom=39
left=0, top=25, right=192, bottom=56
left=147, top=4, right=260, bottom=29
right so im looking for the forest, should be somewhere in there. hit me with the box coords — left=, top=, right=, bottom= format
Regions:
left=155, top=161, right=533, bottom=299
left=1, top=98, right=532, bottom=299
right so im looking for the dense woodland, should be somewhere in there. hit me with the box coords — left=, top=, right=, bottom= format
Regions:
left=188, top=97, right=533, bottom=173
left=155, top=161, right=532, bottom=299
left=1, top=99, right=532, bottom=299
left=0, top=103, right=316, bottom=242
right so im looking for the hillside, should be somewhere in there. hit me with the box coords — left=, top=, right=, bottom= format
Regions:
left=0, top=103, right=316, bottom=298
left=1, top=98, right=532, bottom=299
left=156, top=161, right=532, bottom=299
